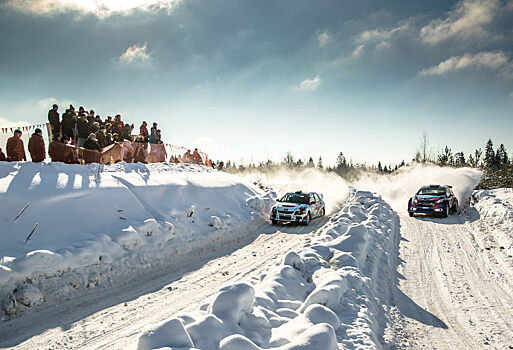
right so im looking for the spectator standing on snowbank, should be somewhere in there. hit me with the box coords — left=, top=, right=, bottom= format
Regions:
left=83, top=133, right=101, bottom=152
left=28, top=128, right=46, bottom=162
left=6, top=130, right=26, bottom=161
left=0, top=148, right=6, bottom=161
left=76, top=114, right=90, bottom=147
left=140, top=121, right=149, bottom=142
left=48, top=104, right=60, bottom=137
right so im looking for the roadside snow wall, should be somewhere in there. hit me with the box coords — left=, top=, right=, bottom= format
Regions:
left=136, top=189, right=399, bottom=349
left=0, top=162, right=274, bottom=318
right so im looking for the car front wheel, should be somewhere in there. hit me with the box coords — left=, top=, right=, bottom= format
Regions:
left=442, top=204, right=449, bottom=218
left=302, top=213, right=311, bottom=226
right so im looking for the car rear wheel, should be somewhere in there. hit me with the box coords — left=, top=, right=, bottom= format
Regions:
left=409, top=212, right=414, bottom=217
left=320, top=208, right=325, bottom=217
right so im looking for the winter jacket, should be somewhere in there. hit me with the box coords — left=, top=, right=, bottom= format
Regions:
left=83, top=138, right=101, bottom=152
left=6, top=136, right=26, bottom=161
left=77, top=118, right=91, bottom=139
left=28, top=133, right=46, bottom=162
left=61, top=113, right=76, bottom=138
left=149, top=134, right=157, bottom=144
left=95, top=130, right=106, bottom=149
left=0, top=150, right=6, bottom=161
left=140, top=125, right=149, bottom=142
left=48, top=109, right=60, bottom=127
left=48, top=141, right=65, bottom=163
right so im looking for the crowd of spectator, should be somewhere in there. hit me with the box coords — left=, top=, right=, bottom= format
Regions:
left=0, top=104, right=219, bottom=169
left=48, top=104, right=163, bottom=151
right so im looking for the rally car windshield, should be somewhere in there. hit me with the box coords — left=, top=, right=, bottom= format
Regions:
left=280, top=194, right=309, bottom=204
left=417, top=188, right=446, bottom=196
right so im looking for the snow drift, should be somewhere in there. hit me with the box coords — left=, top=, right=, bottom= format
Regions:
left=354, top=163, right=482, bottom=211
left=136, top=189, right=399, bottom=349
left=470, top=188, right=513, bottom=257
left=0, top=162, right=273, bottom=318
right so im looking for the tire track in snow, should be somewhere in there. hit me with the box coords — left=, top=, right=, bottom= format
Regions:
left=0, top=218, right=329, bottom=350
left=393, top=213, right=513, bottom=349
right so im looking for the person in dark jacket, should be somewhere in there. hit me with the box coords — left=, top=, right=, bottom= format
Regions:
left=28, top=128, right=46, bottom=162
left=61, top=110, right=76, bottom=140
left=83, top=133, right=102, bottom=152
left=0, top=148, right=6, bottom=161
left=76, top=115, right=90, bottom=147
left=6, top=130, right=26, bottom=161
left=48, top=104, right=60, bottom=137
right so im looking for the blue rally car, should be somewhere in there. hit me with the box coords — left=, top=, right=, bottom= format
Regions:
left=271, top=191, right=325, bottom=225
left=408, top=184, right=458, bottom=218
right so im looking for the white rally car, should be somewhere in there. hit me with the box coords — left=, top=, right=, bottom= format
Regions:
left=270, top=191, right=326, bottom=225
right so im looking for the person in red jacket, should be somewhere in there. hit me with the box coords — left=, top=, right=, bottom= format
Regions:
left=6, top=130, right=26, bottom=161
left=28, top=128, right=46, bottom=162
left=139, top=121, right=149, bottom=142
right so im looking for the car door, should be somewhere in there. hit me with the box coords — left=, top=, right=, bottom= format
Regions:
left=309, top=194, right=317, bottom=216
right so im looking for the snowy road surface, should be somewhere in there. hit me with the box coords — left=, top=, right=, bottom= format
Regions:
left=393, top=213, right=513, bottom=349
left=0, top=220, right=327, bottom=349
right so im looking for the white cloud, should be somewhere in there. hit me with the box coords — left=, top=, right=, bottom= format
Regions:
left=420, top=0, right=499, bottom=44
left=3, top=0, right=181, bottom=17
left=293, top=75, right=321, bottom=91
left=357, top=22, right=410, bottom=50
left=352, top=45, right=364, bottom=58
left=120, top=43, right=151, bottom=64
left=419, top=51, right=509, bottom=77
left=317, top=31, right=330, bottom=48
left=0, top=117, right=30, bottom=128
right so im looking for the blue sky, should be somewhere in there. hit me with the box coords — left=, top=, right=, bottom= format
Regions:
left=0, top=0, right=512, bottom=166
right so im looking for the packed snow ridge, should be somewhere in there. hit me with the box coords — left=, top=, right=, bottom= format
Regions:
left=136, top=189, right=399, bottom=350
left=0, top=162, right=275, bottom=318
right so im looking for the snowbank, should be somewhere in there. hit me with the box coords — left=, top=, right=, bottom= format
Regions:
left=0, top=162, right=274, bottom=318
left=136, top=189, right=399, bottom=349
left=470, top=188, right=513, bottom=257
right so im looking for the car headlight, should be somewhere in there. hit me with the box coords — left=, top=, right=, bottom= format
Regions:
left=413, top=198, right=418, bottom=204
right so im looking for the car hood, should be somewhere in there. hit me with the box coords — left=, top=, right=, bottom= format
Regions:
left=415, top=195, right=444, bottom=201
left=275, top=203, right=307, bottom=211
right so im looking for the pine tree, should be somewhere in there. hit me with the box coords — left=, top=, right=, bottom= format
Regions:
left=378, top=161, right=382, bottom=172
left=306, top=157, right=315, bottom=168
left=497, top=144, right=508, bottom=165
left=437, top=146, right=453, bottom=166
left=454, top=152, right=465, bottom=167
left=283, top=152, right=295, bottom=167
left=317, top=156, right=323, bottom=169
left=484, top=139, right=495, bottom=169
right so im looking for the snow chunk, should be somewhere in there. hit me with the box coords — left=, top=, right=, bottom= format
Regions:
left=208, top=283, right=255, bottom=324
left=137, top=318, right=193, bottom=350
left=15, top=284, right=44, bottom=307
left=210, top=216, right=223, bottom=230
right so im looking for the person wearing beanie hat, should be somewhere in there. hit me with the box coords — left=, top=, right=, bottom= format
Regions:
left=83, top=133, right=101, bottom=152
left=28, top=128, right=46, bottom=162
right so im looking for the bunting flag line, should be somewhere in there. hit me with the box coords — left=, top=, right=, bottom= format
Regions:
left=0, top=123, right=48, bottom=135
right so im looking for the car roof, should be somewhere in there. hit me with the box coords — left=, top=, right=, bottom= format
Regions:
left=419, top=184, right=452, bottom=189
left=285, top=191, right=316, bottom=195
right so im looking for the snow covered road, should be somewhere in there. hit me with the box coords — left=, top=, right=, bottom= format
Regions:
left=0, top=220, right=327, bottom=350
left=393, top=212, right=513, bottom=349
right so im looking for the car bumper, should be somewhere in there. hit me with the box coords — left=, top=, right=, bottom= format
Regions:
left=409, top=206, right=445, bottom=214
left=271, top=213, right=308, bottom=223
